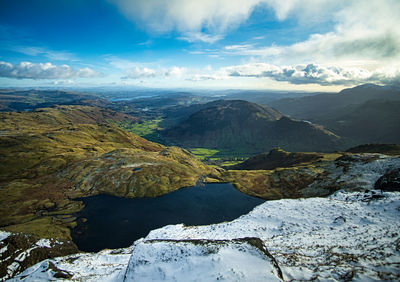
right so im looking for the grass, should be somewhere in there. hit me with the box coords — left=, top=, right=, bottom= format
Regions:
left=189, top=148, right=220, bottom=160
left=110, top=118, right=164, bottom=143
left=188, top=147, right=256, bottom=166
left=0, top=107, right=218, bottom=239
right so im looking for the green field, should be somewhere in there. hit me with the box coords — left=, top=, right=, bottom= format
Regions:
left=111, top=118, right=164, bottom=143
left=189, top=147, right=254, bottom=167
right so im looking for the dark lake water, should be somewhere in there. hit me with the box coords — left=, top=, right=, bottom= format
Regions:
left=71, top=183, right=264, bottom=252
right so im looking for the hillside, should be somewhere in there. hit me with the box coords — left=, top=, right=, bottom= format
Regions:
left=269, top=84, right=400, bottom=120
left=163, top=100, right=342, bottom=153
left=321, top=100, right=400, bottom=144
left=269, top=84, right=400, bottom=145
left=0, top=105, right=216, bottom=240
left=0, top=89, right=100, bottom=111
left=346, top=143, right=400, bottom=155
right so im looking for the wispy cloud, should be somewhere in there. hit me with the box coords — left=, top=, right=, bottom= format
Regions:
left=15, top=46, right=77, bottom=61
left=0, top=61, right=101, bottom=80
left=178, top=32, right=223, bottom=44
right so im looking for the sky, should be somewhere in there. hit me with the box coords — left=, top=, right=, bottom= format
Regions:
left=0, top=0, right=399, bottom=91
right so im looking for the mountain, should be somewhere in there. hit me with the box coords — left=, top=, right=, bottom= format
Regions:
left=321, top=100, right=400, bottom=144
left=346, top=143, right=400, bottom=155
left=162, top=100, right=342, bottom=153
left=0, top=105, right=216, bottom=241
left=269, top=83, right=400, bottom=120
left=268, top=84, right=400, bottom=145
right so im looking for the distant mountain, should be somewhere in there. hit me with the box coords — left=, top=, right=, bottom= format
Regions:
left=322, top=100, right=400, bottom=144
left=163, top=100, right=342, bottom=153
left=269, top=84, right=400, bottom=145
left=269, top=84, right=400, bottom=120
left=0, top=89, right=100, bottom=111
left=346, top=144, right=400, bottom=155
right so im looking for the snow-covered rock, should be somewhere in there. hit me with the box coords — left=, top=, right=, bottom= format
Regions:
left=125, top=238, right=282, bottom=281
left=10, top=190, right=400, bottom=281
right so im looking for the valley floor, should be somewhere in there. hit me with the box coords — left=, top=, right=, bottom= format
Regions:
left=7, top=189, right=400, bottom=281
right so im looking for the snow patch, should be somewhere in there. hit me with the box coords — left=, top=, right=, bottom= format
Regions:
left=0, top=230, right=11, bottom=241
left=125, top=239, right=282, bottom=281
left=11, top=246, right=134, bottom=282
left=35, top=238, right=52, bottom=248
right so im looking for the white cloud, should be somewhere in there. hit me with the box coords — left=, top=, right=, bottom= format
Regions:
left=122, top=66, right=156, bottom=79
left=225, top=63, right=400, bottom=86
left=165, top=66, right=185, bottom=78
left=0, top=61, right=101, bottom=80
left=111, top=0, right=263, bottom=42
left=223, top=0, right=400, bottom=67
left=121, top=65, right=186, bottom=79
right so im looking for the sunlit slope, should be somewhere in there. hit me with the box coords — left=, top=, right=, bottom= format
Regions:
left=0, top=106, right=215, bottom=238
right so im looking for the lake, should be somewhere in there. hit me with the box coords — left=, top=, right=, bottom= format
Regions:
left=71, top=183, right=264, bottom=252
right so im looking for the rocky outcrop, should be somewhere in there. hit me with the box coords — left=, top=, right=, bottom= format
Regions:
left=375, top=168, right=400, bottom=191
left=0, top=231, right=77, bottom=281
left=222, top=152, right=400, bottom=200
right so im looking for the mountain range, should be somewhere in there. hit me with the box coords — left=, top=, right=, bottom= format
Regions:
left=269, top=84, right=400, bottom=144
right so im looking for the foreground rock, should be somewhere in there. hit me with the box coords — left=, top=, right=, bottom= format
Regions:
left=374, top=168, right=400, bottom=191
left=0, top=232, right=77, bottom=280
left=9, top=187, right=400, bottom=280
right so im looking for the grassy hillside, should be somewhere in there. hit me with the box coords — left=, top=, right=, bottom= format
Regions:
left=0, top=106, right=216, bottom=239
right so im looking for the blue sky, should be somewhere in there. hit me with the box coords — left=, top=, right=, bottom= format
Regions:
left=1, top=0, right=399, bottom=90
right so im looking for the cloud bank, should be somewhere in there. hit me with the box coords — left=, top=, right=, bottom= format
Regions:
left=223, top=0, right=400, bottom=67
left=0, top=61, right=100, bottom=80
left=226, top=63, right=400, bottom=86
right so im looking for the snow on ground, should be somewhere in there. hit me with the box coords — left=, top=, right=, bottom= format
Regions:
left=0, top=231, right=10, bottom=242
left=8, top=154, right=400, bottom=281
left=12, top=190, right=400, bottom=281
left=9, top=246, right=134, bottom=282
left=125, top=238, right=282, bottom=281
left=146, top=190, right=400, bottom=281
